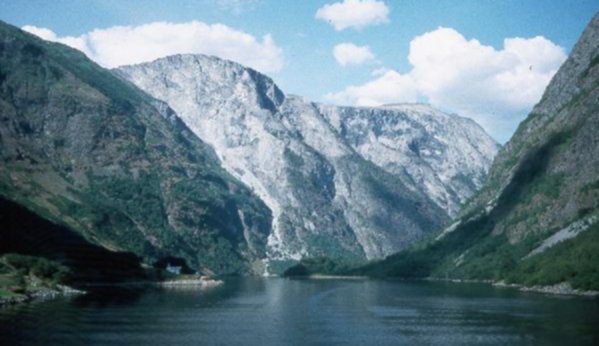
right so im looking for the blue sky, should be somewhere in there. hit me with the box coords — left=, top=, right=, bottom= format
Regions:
left=1, top=0, right=597, bottom=142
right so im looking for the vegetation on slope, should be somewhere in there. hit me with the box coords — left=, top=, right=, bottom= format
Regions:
left=357, top=127, right=599, bottom=290
left=0, top=20, right=271, bottom=275
left=0, top=197, right=145, bottom=283
left=282, top=257, right=361, bottom=277
left=356, top=13, right=599, bottom=291
left=0, top=254, right=70, bottom=299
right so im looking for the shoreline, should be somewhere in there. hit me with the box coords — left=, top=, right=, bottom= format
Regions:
left=157, top=277, right=224, bottom=288
left=426, top=277, right=599, bottom=298
left=300, top=274, right=367, bottom=280
left=4, top=275, right=596, bottom=307
left=79, top=276, right=224, bottom=288
left=493, top=281, right=599, bottom=297
left=0, top=285, right=85, bottom=307
left=1, top=277, right=223, bottom=307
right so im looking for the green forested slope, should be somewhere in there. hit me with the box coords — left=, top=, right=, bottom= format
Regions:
left=0, top=21, right=272, bottom=275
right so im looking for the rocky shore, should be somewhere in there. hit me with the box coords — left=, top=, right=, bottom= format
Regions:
left=157, top=277, right=224, bottom=289
left=426, top=277, right=598, bottom=298
left=302, top=274, right=366, bottom=280
left=494, top=281, right=599, bottom=297
left=0, top=285, right=85, bottom=307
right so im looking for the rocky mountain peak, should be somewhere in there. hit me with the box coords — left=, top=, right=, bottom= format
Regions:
left=117, top=53, right=498, bottom=268
left=120, top=53, right=285, bottom=114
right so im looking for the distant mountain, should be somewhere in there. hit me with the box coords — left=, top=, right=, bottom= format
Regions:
left=0, top=21, right=272, bottom=275
left=317, top=103, right=498, bottom=216
left=359, top=13, right=599, bottom=291
left=117, top=55, right=498, bottom=270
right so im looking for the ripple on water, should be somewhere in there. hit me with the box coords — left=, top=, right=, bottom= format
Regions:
left=1, top=279, right=598, bottom=346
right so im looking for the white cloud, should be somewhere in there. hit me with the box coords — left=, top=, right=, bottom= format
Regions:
left=325, top=70, right=418, bottom=107
left=22, top=25, right=89, bottom=53
left=333, top=43, right=375, bottom=66
left=22, top=21, right=284, bottom=73
left=325, top=27, right=567, bottom=141
left=315, top=0, right=389, bottom=31
left=21, top=26, right=56, bottom=40
left=407, top=28, right=565, bottom=117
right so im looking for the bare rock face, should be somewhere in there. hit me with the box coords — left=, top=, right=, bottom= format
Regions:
left=117, top=55, right=498, bottom=268
left=317, top=103, right=498, bottom=217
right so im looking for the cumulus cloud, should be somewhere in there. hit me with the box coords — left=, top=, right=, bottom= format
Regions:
left=333, top=43, right=375, bottom=66
left=22, top=21, right=284, bottom=73
left=315, top=0, right=389, bottom=31
left=325, top=27, right=567, bottom=141
left=22, top=25, right=89, bottom=53
left=326, top=70, right=418, bottom=106
left=407, top=28, right=565, bottom=118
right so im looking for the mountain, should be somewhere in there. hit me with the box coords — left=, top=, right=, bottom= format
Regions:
left=117, top=55, right=498, bottom=270
left=359, top=13, right=599, bottom=291
left=317, top=103, right=498, bottom=216
left=0, top=21, right=272, bottom=275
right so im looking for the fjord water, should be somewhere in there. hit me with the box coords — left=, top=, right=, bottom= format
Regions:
left=1, top=279, right=598, bottom=345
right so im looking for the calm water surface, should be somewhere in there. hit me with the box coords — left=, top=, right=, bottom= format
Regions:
left=1, top=278, right=598, bottom=345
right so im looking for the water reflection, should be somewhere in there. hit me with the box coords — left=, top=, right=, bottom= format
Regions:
left=1, top=278, right=598, bottom=345
left=72, top=286, right=147, bottom=307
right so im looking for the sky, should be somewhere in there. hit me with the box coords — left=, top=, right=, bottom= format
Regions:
left=1, top=0, right=597, bottom=142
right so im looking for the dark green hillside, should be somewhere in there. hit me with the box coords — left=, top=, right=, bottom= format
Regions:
left=0, top=197, right=144, bottom=282
left=0, top=21, right=271, bottom=275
